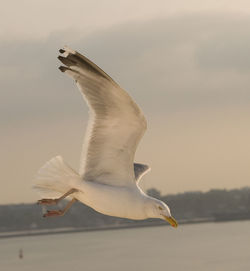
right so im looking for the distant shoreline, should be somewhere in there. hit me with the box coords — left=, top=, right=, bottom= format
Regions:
left=1, top=187, right=249, bottom=239
left=0, top=217, right=225, bottom=239
left=1, top=214, right=250, bottom=239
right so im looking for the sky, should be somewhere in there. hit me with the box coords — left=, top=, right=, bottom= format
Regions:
left=1, top=1, right=250, bottom=204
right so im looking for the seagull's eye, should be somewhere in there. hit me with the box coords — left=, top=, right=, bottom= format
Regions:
left=158, top=206, right=163, bottom=210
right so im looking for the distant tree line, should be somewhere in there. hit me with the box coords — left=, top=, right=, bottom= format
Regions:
left=148, top=187, right=250, bottom=219
left=0, top=187, right=250, bottom=232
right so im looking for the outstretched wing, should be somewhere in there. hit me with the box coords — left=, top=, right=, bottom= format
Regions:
left=58, top=46, right=147, bottom=186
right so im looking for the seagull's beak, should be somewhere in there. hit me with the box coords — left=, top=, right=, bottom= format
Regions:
left=163, top=215, right=178, bottom=228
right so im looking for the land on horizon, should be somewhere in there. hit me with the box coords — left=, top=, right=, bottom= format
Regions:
left=0, top=186, right=249, bottom=237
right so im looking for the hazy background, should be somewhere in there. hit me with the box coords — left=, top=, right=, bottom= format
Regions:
left=1, top=0, right=250, bottom=204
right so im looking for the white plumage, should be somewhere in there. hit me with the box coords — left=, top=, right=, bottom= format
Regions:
left=34, top=46, right=178, bottom=227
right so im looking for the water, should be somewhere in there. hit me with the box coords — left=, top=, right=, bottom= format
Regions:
left=1, top=221, right=250, bottom=271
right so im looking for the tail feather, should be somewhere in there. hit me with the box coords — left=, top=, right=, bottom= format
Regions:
left=33, top=156, right=80, bottom=198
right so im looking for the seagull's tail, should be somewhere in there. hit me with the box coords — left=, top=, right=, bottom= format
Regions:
left=33, top=156, right=81, bottom=198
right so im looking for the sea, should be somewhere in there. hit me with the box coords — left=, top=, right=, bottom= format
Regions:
left=1, top=220, right=249, bottom=271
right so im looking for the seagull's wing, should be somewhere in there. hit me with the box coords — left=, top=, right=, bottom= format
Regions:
left=58, top=47, right=147, bottom=186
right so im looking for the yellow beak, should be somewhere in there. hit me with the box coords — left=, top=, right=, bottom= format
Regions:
left=163, top=215, right=178, bottom=228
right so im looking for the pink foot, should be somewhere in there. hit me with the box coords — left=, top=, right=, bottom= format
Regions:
left=43, top=210, right=64, bottom=217
left=37, top=198, right=58, bottom=205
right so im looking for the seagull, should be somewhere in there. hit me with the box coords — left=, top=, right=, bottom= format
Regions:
left=34, top=46, right=178, bottom=228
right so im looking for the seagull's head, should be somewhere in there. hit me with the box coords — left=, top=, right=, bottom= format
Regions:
left=146, top=198, right=178, bottom=228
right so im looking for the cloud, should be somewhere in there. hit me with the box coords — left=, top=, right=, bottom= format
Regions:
left=194, top=15, right=250, bottom=72
left=1, top=12, right=250, bottom=125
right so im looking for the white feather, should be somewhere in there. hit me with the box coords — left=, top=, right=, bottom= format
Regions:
left=34, top=156, right=81, bottom=197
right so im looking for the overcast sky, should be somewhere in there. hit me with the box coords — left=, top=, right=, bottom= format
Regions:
left=1, top=1, right=250, bottom=204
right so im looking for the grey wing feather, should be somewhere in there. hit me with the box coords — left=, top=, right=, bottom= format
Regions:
left=134, top=163, right=151, bottom=182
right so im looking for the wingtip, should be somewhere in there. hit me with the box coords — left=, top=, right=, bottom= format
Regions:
left=63, top=46, right=76, bottom=54
left=59, top=46, right=76, bottom=58
left=58, top=66, right=67, bottom=72
left=58, top=55, right=77, bottom=66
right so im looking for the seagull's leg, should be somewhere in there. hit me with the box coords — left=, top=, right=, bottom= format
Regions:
left=37, top=188, right=78, bottom=205
left=43, top=198, right=77, bottom=218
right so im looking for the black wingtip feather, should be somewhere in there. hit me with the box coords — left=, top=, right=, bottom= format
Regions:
left=59, top=66, right=68, bottom=72
left=58, top=55, right=77, bottom=66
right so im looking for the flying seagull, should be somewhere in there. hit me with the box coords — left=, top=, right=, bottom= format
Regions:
left=34, top=46, right=178, bottom=228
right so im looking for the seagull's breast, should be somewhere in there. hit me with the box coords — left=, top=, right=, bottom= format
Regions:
left=75, top=181, right=148, bottom=220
